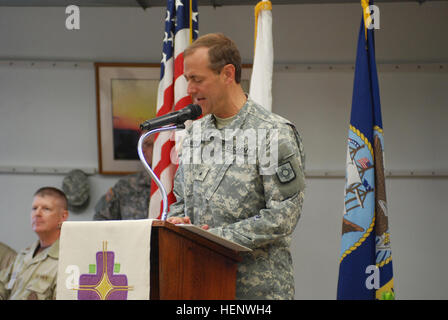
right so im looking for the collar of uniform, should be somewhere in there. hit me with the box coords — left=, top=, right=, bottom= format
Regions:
left=47, top=239, right=59, bottom=259
left=22, top=240, right=40, bottom=262
left=202, top=98, right=253, bottom=140
left=26, top=239, right=59, bottom=263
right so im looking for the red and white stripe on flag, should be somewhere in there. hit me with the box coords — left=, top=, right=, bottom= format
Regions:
left=149, top=0, right=199, bottom=219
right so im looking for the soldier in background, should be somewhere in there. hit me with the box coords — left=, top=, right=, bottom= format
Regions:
left=0, top=187, right=69, bottom=299
left=167, top=33, right=305, bottom=299
left=0, top=243, right=16, bottom=272
left=93, top=134, right=154, bottom=220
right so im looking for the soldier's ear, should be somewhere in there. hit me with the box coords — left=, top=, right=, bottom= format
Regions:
left=57, top=209, right=68, bottom=229
left=60, top=209, right=69, bottom=223
left=221, top=64, right=236, bottom=84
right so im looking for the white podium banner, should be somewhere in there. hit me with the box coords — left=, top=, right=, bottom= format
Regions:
left=56, top=219, right=154, bottom=300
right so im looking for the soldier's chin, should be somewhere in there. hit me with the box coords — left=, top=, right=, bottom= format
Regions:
left=196, top=100, right=208, bottom=114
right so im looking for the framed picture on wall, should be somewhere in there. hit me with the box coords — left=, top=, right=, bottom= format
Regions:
left=95, top=62, right=253, bottom=175
left=95, top=62, right=160, bottom=174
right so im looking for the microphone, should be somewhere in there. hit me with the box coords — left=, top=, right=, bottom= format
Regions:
left=140, top=104, right=202, bottom=131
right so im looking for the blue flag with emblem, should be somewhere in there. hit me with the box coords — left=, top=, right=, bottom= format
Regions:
left=337, top=1, right=394, bottom=300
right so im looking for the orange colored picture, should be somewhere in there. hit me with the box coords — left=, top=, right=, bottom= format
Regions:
left=111, top=79, right=157, bottom=160
left=95, top=63, right=160, bottom=174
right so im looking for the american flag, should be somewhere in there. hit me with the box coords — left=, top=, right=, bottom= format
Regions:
left=357, top=157, right=372, bottom=169
left=149, top=0, right=199, bottom=219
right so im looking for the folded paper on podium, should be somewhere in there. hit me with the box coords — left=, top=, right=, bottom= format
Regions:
left=56, top=220, right=250, bottom=300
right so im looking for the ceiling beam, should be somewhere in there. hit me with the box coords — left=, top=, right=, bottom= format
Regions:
left=0, top=0, right=443, bottom=7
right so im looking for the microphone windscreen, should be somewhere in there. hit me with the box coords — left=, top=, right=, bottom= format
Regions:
left=189, top=104, right=202, bottom=119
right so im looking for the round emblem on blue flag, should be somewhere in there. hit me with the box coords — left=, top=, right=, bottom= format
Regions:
left=340, top=127, right=375, bottom=260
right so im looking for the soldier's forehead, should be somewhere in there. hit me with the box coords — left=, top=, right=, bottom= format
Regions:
left=32, top=195, right=63, bottom=206
left=33, top=195, right=56, bottom=201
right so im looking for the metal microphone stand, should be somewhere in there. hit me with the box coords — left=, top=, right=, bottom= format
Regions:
left=137, top=124, right=185, bottom=221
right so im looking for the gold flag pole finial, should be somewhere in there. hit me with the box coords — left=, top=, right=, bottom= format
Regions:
left=361, top=0, right=371, bottom=40
left=254, top=0, right=272, bottom=52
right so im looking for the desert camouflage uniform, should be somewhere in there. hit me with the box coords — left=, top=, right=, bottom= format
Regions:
left=0, top=239, right=59, bottom=300
left=169, top=98, right=305, bottom=300
left=0, top=242, right=17, bottom=271
left=94, top=171, right=151, bottom=220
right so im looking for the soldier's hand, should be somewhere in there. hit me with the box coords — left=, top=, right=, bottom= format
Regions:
left=166, top=216, right=191, bottom=224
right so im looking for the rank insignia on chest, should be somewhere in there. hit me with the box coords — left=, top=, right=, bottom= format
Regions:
left=276, top=162, right=296, bottom=183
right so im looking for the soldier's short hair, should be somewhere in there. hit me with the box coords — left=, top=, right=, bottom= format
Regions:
left=34, top=187, right=68, bottom=211
left=184, top=33, right=242, bottom=84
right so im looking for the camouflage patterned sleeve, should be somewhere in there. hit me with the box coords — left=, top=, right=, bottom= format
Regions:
left=0, top=261, right=13, bottom=299
left=208, top=125, right=306, bottom=249
left=168, top=161, right=187, bottom=218
left=93, top=187, right=122, bottom=220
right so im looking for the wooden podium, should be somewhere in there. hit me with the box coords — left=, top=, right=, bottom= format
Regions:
left=150, top=221, right=245, bottom=300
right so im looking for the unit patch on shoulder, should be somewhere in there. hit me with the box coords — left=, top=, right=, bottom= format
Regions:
left=276, top=161, right=296, bottom=183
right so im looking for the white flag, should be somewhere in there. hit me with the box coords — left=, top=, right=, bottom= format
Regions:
left=249, top=0, right=273, bottom=112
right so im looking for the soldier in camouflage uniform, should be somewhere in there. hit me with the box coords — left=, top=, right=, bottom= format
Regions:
left=167, top=33, right=305, bottom=300
left=0, top=187, right=69, bottom=299
left=93, top=134, right=154, bottom=220
left=93, top=170, right=151, bottom=220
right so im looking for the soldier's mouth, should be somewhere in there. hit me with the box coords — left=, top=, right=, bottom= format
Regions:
left=195, top=97, right=206, bottom=104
